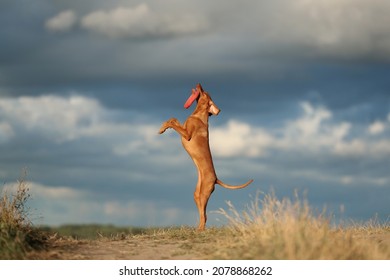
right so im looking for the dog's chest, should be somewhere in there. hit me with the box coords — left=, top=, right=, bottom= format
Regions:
left=193, top=125, right=208, bottom=138
left=192, top=124, right=209, bottom=140
left=181, top=124, right=209, bottom=148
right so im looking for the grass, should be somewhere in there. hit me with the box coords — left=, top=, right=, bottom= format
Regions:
left=45, top=191, right=388, bottom=260
left=0, top=177, right=46, bottom=259
left=40, top=224, right=149, bottom=240
left=1, top=177, right=389, bottom=259
left=210, top=191, right=390, bottom=259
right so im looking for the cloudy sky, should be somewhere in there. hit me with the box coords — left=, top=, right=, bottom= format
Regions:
left=1, top=0, right=389, bottom=227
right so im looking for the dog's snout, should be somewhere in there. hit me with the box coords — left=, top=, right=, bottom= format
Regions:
left=210, top=103, right=220, bottom=115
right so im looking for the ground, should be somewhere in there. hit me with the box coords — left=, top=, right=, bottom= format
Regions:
left=46, top=238, right=200, bottom=260
left=32, top=228, right=218, bottom=260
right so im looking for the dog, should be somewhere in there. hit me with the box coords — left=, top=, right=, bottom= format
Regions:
left=159, top=83, right=253, bottom=230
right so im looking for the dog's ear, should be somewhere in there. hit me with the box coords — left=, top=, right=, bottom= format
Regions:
left=196, top=83, right=204, bottom=93
left=184, top=88, right=200, bottom=109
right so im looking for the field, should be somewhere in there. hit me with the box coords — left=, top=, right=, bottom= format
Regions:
left=1, top=180, right=389, bottom=260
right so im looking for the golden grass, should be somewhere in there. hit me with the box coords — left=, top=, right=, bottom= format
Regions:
left=0, top=177, right=46, bottom=259
left=210, top=191, right=390, bottom=259
left=1, top=176, right=388, bottom=260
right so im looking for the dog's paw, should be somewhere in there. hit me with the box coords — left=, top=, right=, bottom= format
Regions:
left=158, top=122, right=170, bottom=134
left=158, top=126, right=167, bottom=134
left=158, top=118, right=179, bottom=134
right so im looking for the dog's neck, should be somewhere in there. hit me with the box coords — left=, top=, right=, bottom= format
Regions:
left=191, top=101, right=209, bottom=126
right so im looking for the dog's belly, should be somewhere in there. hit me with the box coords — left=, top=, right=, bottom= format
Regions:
left=181, top=135, right=216, bottom=175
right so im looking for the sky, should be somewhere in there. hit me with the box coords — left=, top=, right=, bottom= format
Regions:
left=0, top=0, right=389, bottom=227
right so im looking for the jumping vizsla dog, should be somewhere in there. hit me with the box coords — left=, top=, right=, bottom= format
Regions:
left=159, top=84, right=253, bottom=230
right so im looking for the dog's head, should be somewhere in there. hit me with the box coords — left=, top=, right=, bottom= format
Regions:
left=184, top=83, right=220, bottom=116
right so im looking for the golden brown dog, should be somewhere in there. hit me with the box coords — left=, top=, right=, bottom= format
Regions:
left=159, top=84, right=253, bottom=230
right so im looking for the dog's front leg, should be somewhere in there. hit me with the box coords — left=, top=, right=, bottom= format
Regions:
left=158, top=118, right=191, bottom=140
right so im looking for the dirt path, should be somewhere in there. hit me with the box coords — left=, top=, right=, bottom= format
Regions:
left=38, top=233, right=212, bottom=260
left=29, top=230, right=390, bottom=260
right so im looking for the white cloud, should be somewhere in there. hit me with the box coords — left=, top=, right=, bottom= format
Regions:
left=2, top=181, right=87, bottom=225
left=45, top=10, right=77, bottom=32
left=332, top=139, right=366, bottom=157
left=42, top=1, right=390, bottom=60
left=291, top=102, right=332, bottom=137
left=211, top=102, right=390, bottom=159
left=280, top=103, right=355, bottom=155
left=340, top=176, right=353, bottom=185
left=368, top=120, right=385, bottom=135
left=0, top=94, right=105, bottom=142
left=28, top=182, right=84, bottom=199
left=2, top=181, right=84, bottom=200
left=210, top=120, right=273, bottom=158
left=280, top=102, right=348, bottom=149
left=294, top=0, right=390, bottom=57
left=80, top=4, right=208, bottom=38
left=1, top=180, right=186, bottom=226
left=223, top=0, right=390, bottom=59
left=0, top=94, right=179, bottom=165
left=2, top=94, right=388, bottom=162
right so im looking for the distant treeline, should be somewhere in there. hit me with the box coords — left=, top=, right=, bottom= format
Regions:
left=39, top=224, right=151, bottom=240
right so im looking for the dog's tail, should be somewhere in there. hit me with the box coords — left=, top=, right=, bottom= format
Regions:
left=216, top=179, right=253, bottom=189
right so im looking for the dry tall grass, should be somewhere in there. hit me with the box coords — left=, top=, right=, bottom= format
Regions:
left=0, top=178, right=46, bottom=259
left=1, top=177, right=388, bottom=260
left=212, top=191, right=390, bottom=260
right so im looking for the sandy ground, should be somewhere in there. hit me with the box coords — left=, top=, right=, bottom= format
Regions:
left=38, top=235, right=207, bottom=260
left=30, top=230, right=390, bottom=260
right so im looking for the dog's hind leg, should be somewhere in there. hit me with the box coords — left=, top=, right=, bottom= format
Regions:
left=194, top=176, right=215, bottom=231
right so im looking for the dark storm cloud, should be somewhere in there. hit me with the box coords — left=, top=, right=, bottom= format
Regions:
left=1, top=0, right=389, bottom=226
left=2, top=0, right=390, bottom=94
